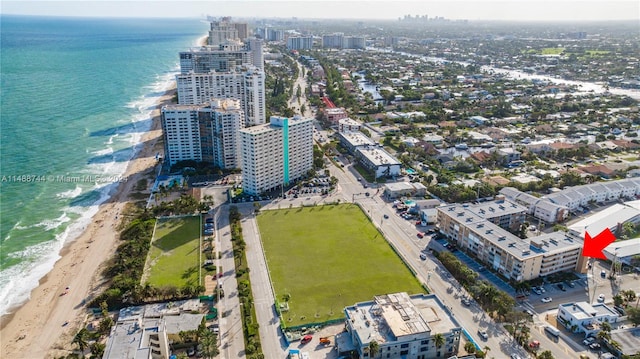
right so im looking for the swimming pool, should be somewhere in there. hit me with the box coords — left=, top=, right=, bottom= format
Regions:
left=404, top=200, right=416, bottom=206
left=406, top=168, right=417, bottom=175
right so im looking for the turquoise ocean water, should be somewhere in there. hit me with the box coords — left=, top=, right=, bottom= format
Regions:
left=0, top=15, right=207, bottom=315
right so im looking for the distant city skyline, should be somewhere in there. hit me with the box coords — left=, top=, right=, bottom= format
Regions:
left=2, top=0, right=639, bottom=21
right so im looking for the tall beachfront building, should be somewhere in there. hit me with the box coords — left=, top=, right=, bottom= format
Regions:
left=161, top=99, right=245, bottom=169
left=179, top=41, right=260, bottom=73
left=175, top=66, right=265, bottom=126
left=199, top=99, right=245, bottom=169
left=239, top=116, right=313, bottom=195
left=207, top=16, right=248, bottom=45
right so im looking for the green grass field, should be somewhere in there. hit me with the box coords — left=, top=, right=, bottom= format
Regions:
left=146, top=216, right=201, bottom=288
left=258, top=204, right=424, bottom=327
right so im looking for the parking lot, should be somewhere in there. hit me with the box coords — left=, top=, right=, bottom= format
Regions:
left=434, top=238, right=516, bottom=296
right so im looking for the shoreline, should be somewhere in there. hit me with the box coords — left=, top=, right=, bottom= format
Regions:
left=0, top=86, right=175, bottom=359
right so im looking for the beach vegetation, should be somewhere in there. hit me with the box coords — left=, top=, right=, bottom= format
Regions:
left=257, top=204, right=424, bottom=327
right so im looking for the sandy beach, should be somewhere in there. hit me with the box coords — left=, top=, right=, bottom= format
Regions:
left=0, top=87, right=175, bottom=359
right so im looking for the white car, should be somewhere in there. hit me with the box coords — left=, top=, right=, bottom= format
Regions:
left=598, top=294, right=605, bottom=302
left=541, top=297, right=553, bottom=303
left=478, top=330, right=489, bottom=340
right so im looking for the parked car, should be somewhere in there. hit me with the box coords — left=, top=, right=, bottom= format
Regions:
left=462, top=298, right=471, bottom=306
left=598, top=294, right=605, bottom=302
left=583, top=337, right=596, bottom=346
left=567, top=281, right=576, bottom=288
left=420, top=253, right=427, bottom=260
left=301, top=334, right=313, bottom=344
left=541, top=297, right=553, bottom=303
left=601, top=270, right=607, bottom=278
left=417, top=232, right=424, bottom=238
left=478, top=330, right=489, bottom=340
left=589, top=343, right=601, bottom=350
left=383, top=214, right=389, bottom=219
left=557, top=283, right=566, bottom=291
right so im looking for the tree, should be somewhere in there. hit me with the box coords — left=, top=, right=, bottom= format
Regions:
left=464, top=341, right=476, bottom=354
left=368, top=340, right=380, bottom=358
left=72, top=328, right=89, bottom=356
left=538, top=350, right=555, bottom=359
left=483, top=345, right=491, bottom=357
left=609, top=340, right=622, bottom=352
left=434, top=333, right=445, bottom=348
left=626, top=307, right=640, bottom=326
left=601, top=321, right=612, bottom=333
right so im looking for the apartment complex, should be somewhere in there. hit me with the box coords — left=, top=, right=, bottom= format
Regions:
left=199, top=99, right=245, bottom=169
left=207, top=16, right=248, bottom=45
left=103, top=300, right=204, bottom=359
left=546, top=178, right=640, bottom=211
left=161, top=99, right=245, bottom=169
left=239, top=116, right=313, bottom=195
left=286, top=36, right=313, bottom=50
left=557, top=302, right=620, bottom=339
left=161, top=105, right=203, bottom=166
left=437, top=198, right=584, bottom=281
left=179, top=42, right=258, bottom=73
left=344, top=293, right=462, bottom=359
left=322, top=33, right=366, bottom=49
left=176, top=67, right=266, bottom=126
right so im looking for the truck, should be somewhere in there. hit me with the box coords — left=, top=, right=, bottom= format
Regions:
left=319, top=337, right=331, bottom=345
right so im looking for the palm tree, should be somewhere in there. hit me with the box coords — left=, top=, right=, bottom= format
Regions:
left=609, top=340, right=622, bottom=352
left=597, top=330, right=611, bottom=342
left=601, top=321, right=612, bottom=333
left=73, top=328, right=89, bottom=356
left=538, top=350, right=555, bottom=359
left=434, top=333, right=445, bottom=348
left=367, top=340, right=380, bottom=358
left=464, top=341, right=476, bottom=354
left=483, top=345, right=491, bottom=356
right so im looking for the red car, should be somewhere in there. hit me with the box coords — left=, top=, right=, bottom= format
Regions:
left=417, top=232, right=424, bottom=238
left=301, top=335, right=312, bottom=344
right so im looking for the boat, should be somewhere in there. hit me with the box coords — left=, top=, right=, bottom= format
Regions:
left=454, top=143, right=469, bottom=150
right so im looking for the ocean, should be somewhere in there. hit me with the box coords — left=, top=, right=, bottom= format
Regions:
left=0, top=15, right=208, bottom=316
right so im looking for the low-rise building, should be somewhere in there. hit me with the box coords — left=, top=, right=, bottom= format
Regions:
left=344, top=293, right=462, bottom=359
left=383, top=182, right=427, bottom=199
left=557, top=302, right=619, bottom=338
left=338, top=118, right=362, bottom=133
left=338, top=131, right=376, bottom=153
left=437, top=199, right=583, bottom=281
left=103, top=300, right=204, bottom=359
left=355, top=146, right=401, bottom=178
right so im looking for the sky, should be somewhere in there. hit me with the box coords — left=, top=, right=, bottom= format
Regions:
left=2, top=0, right=639, bottom=21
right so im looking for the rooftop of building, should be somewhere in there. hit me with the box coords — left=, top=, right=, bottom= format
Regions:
left=384, top=181, right=426, bottom=192
left=103, top=300, right=203, bottom=359
left=344, top=293, right=460, bottom=345
left=240, top=116, right=312, bottom=134
left=603, top=237, right=640, bottom=260
left=559, top=301, right=619, bottom=320
left=339, top=117, right=362, bottom=126
left=356, top=146, right=401, bottom=167
left=439, top=200, right=581, bottom=259
left=568, top=203, right=640, bottom=237
left=339, top=131, right=375, bottom=147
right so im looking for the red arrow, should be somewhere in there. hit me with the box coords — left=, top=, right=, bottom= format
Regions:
left=582, top=228, right=616, bottom=259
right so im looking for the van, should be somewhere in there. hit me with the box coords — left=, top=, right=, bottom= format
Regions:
left=544, top=326, right=560, bottom=337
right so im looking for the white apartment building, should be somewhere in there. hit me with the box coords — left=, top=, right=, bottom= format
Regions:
left=179, top=42, right=255, bottom=74
left=437, top=200, right=583, bottom=281
left=356, top=145, right=402, bottom=178
left=239, top=116, right=313, bottom=195
left=199, top=99, right=245, bottom=169
left=544, top=178, right=640, bottom=211
left=176, top=66, right=266, bottom=126
left=103, top=300, right=204, bottom=359
left=161, top=105, right=203, bottom=166
left=344, top=293, right=462, bottom=359
left=286, top=36, right=313, bottom=50
left=161, top=99, right=245, bottom=169
left=499, top=187, right=569, bottom=224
